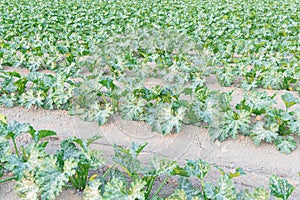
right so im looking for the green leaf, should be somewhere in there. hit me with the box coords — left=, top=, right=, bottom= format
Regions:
left=215, top=176, right=237, bottom=199
left=0, top=134, right=11, bottom=161
left=5, top=121, right=30, bottom=139
left=128, top=178, right=147, bottom=199
left=146, top=103, right=185, bottom=134
left=143, top=157, right=178, bottom=178
left=0, top=94, right=16, bottom=107
left=261, top=70, right=283, bottom=90
left=171, top=165, right=189, bottom=177
left=184, top=159, right=211, bottom=180
left=83, top=178, right=104, bottom=200
left=27, top=128, right=57, bottom=144
left=130, top=142, right=148, bottom=158
left=87, top=135, right=102, bottom=147
left=120, top=94, right=145, bottom=121
left=0, top=114, right=7, bottom=124
left=103, top=177, right=146, bottom=200
left=288, top=108, right=300, bottom=136
left=177, top=177, right=202, bottom=199
left=216, top=65, right=237, bottom=86
left=37, top=130, right=57, bottom=141
left=7, top=71, right=21, bottom=78
left=166, top=189, right=187, bottom=200
left=244, top=188, right=269, bottom=200
left=251, top=121, right=278, bottom=145
left=228, top=167, right=246, bottom=179
left=281, top=92, right=299, bottom=111
left=113, top=142, right=147, bottom=176
left=94, top=104, right=113, bottom=126
left=36, top=156, right=76, bottom=200
left=238, top=91, right=275, bottom=115
left=20, top=90, right=45, bottom=108
left=15, top=171, right=39, bottom=200
left=275, top=136, right=297, bottom=154
left=222, top=110, right=251, bottom=139
left=269, top=175, right=294, bottom=200
left=56, top=137, right=104, bottom=190
left=4, top=143, right=48, bottom=179
left=99, top=77, right=117, bottom=91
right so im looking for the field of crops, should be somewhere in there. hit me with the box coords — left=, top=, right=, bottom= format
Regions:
left=0, top=0, right=300, bottom=199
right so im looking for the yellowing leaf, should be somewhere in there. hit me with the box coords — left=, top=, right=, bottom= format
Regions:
left=0, top=114, right=7, bottom=124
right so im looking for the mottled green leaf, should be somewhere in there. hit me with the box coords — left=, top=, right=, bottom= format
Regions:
left=275, top=136, right=297, bottom=154
left=269, top=175, right=294, bottom=200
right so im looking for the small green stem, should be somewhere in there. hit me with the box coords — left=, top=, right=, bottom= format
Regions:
left=145, top=177, right=155, bottom=199
left=12, top=137, right=19, bottom=157
left=62, top=184, right=73, bottom=189
left=69, top=175, right=79, bottom=189
left=201, top=179, right=207, bottom=200
left=100, top=94, right=108, bottom=104
left=111, top=99, right=118, bottom=112
left=103, top=164, right=116, bottom=178
left=153, top=175, right=170, bottom=197
left=0, top=176, right=17, bottom=183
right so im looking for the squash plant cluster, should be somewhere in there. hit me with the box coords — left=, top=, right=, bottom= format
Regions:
left=0, top=0, right=300, bottom=198
left=0, top=114, right=296, bottom=199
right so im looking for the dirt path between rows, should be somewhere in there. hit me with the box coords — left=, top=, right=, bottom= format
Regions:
left=0, top=105, right=299, bottom=199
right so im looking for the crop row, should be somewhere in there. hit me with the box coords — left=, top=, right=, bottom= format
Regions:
left=0, top=115, right=296, bottom=199
left=1, top=60, right=300, bottom=154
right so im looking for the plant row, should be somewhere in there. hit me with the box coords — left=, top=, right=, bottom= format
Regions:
left=1, top=61, right=300, bottom=154
left=0, top=0, right=300, bottom=90
left=0, top=114, right=296, bottom=199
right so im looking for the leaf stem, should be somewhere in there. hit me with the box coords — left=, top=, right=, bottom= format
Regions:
left=201, top=179, right=208, bottom=200
left=152, top=175, right=170, bottom=197
left=103, top=164, right=116, bottom=178
left=0, top=176, right=17, bottom=183
left=145, top=177, right=155, bottom=199
left=62, top=184, right=73, bottom=189
left=12, top=137, right=19, bottom=157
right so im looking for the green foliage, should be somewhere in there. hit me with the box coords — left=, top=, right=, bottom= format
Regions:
left=0, top=115, right=104, bottom=199
left=112, top=142, right=147, bottom=177
left=288, top=108, right=300, bottom=135
left=236, top=91, right=275, bottom=115
left=1, top=0, right=300, bottom=151
left=0, top=115, right=296, bottom=199
left=177, top=177, right=202, bottom=199
left=281, top=93, right=300, bottom=111
left=251, top=121, right=278, bottom=145
left=214, top=175, right=237, bottom=199
left=166, top=189, right=188, bottom=200
left=103, top=178, right=146, bottom=200
left=275, top=136, right=297, bottom=155
left=243, top=188, right=269, bottom=200
left=56, top=135, right=104, bottom=190
left=184, top=160, right=211, bottom=180
left=269, top=175, right=294, bottom=200
left=146, top=103, right=186, bottom=135
left=0, top=0, right=300, bottom=198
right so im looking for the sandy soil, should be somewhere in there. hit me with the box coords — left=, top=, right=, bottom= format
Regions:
left=0, top=104, right=299, bottom=199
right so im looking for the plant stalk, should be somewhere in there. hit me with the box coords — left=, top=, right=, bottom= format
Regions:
left=103, top=164, right=116, bottom=178
left=152, top=175, right=170, bottom=197
left=12, top=137, right=19, bottom=157
left=145, top=177, right=155, bottom=199
left=0, top=176, right=17, bottom=183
